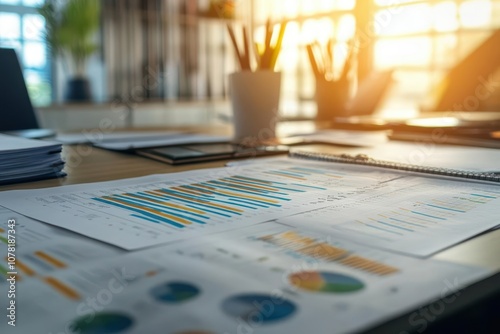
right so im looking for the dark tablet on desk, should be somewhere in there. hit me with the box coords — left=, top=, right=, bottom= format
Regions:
left=136, top=143, right=289, bottom=165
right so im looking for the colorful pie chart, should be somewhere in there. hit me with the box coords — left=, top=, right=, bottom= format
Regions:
left=222, top=293, right=297, bottom=323
left=150, top=281, right=200, bottom=303
left=70, top=312, right=133, bottom=333
left=289, top=271, right=364, bottom=293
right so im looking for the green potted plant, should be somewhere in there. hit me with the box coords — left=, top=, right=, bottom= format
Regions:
left=38, top=0, right=100, bottom=102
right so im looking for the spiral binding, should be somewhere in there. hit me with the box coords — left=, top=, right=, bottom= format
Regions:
left=289, top=151, right=500, bottom=183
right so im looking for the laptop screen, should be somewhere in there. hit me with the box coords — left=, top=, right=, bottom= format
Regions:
left=0, top=48, right=39, bottom=131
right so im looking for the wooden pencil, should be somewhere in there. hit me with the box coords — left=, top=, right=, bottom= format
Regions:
left=227, top=24, right=245, bottom=70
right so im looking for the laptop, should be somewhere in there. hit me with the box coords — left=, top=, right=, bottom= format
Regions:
left=0, top=48, right=54, bottom=139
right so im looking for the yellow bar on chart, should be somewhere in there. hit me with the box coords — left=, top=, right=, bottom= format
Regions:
left=103, top=197, right=192, bottom=226
left=339, top=255, right=399, bottom=276
left=16, top=259, right=36, bottom=276
left=35, top=251, right=67, bottom=269
left=43, top=277, right=81, bottom=300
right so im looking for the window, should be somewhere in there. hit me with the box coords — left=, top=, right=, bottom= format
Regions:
left=373, top=0, right=500, bottom=116
left=0, top=0, right=51, bottom=106
left=252, top=0, right=500, bottom=118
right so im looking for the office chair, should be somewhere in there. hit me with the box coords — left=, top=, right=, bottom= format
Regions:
left=0, top=47, right=54, bottom=138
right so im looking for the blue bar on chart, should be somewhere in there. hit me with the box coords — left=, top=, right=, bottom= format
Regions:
left=91, top=174, right=328, bottom=229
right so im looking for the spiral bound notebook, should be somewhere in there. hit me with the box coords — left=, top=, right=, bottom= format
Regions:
left=289, top=150, right=500, bottom=183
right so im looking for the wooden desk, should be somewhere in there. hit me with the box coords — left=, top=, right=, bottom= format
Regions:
left=1, top=130, right=499, bottom=333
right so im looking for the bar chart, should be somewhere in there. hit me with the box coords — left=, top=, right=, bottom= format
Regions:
left=92, top=174, right=327, bottom=230
left=11, top=243, right=119, bottom=282
left=154, top=223, right=414, bottom=283
left=280, top=179, right=500, bottom=256
left=0, top=208, right=120, bottom=283
left=348, top=189, right=498, bottom=238
left=37, top=259, right=165, bottom=301
left=257, top=230, right=399, bottom=276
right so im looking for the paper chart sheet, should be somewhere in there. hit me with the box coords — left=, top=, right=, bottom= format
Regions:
left=1, top=222, right=490, bottom=334
left=278, top=170, right=500, bottom=256
left=0, top=160, right=395, bottom=250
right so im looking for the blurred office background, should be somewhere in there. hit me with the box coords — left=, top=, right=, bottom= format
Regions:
left=1, top=0, right=500, bottom=130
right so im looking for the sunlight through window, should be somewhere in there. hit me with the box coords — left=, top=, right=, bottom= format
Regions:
left=253, top=0, right=500, bottom=118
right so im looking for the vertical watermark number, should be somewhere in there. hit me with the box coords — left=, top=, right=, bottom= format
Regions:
left=6, top=219, right=17, bottom=327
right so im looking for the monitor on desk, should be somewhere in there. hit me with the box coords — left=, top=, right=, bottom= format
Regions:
left=0, top=48, right=54, bottom=138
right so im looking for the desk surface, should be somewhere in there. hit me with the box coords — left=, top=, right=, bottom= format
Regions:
left=1, top=127, right=499, bottom=333
left=1, top=137, right=499, bottom=271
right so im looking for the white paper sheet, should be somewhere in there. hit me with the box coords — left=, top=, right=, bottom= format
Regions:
left=95, top=134, right=230, bottom=150
left=0, top=133, right=61, bottom=152
left=1, top=222, right=490, bottom=334
left=277, top=172, right=500, bottom=257
left=0, top=160, right=403, bottom=249
left=95, top=135, right=230, bottom=151
left=55, top=131, right=230, bottom=150
left=54, top=130, right=185, bottom=144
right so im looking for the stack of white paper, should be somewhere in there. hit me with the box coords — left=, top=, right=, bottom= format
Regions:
left=0, top=134, right=65, bottom=185
left=55, top=130, right=230, bottom=150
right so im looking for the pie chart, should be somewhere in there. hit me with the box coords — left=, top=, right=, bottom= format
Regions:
left=289, top=271, right=364, bottom=293
left=150, top=281, right=200, bottom=303
left=222, top=293, right=297, bottom=323
left=70, top=312, right=134, bottom=333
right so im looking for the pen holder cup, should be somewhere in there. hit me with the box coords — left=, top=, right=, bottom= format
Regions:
left=229, top=71, right=281, bottom=144
left=315, top=77, right=350, bottom=121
